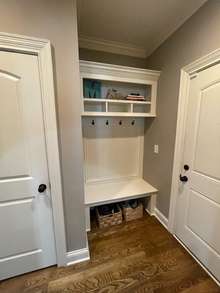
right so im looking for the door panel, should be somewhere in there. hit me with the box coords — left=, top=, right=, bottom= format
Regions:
left=1, top=178, right=33, bottom=202
left=191, top=172, right=220, bottom=204
left=176, top=63, right=220, bottom=281
left=186, top=190, right=220, bottom=255
left=0, top=199, right=38, bottom=257
left=0, top=72, right=30, bottom=178
left=194, top=83, right=220, bottom=179
left=0, top=51, right=56, bottom=280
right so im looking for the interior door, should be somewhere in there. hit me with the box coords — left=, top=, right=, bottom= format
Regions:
left=175, top=63, right=220, bottom=281
left=0, top=50, right=56, bottom=280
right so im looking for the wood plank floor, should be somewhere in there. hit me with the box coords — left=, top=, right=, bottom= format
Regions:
left=0, top=213, right=219, bottom=292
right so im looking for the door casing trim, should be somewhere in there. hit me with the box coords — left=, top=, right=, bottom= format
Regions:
left=0, top=32, right=67, bottom=266
left=169, top=48, right=220, bottom=233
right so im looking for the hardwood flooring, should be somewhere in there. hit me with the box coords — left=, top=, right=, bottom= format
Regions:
left=0, top=213, right=219, bottom=292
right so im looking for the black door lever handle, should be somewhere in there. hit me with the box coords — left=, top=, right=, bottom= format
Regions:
left=180, top=175, right=188, bottom=182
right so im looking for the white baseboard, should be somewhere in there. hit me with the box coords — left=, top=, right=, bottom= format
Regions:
left=145, top=207, right=153, bottom=216
left=145, top=207, right=168, bottom=229
left=154, top=208, right=168, bottom=229
left=66, top=242, right=90, bottom=266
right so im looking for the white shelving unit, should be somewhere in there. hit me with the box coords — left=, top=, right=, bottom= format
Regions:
left=82, top=98, right=153, bottom=117
left=80, top=61, right=160, bottom=117
left=80, top=61, right=161, bottom=231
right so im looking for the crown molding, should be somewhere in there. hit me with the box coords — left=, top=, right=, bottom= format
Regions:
left=79, top=35, right=147, bottom=59
left=80, top=60, right=161, bottom=81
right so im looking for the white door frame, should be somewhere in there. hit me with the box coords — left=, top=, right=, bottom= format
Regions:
left=0, top=32, right=67, bottom=266
left=168, top=48, right=220, bottom=233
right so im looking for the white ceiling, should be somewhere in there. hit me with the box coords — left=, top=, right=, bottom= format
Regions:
left=77, top=0, right=207, bottom=58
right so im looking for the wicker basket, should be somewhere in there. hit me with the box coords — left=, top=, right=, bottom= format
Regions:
left=122, top=202, right=143, bottom=222
left=96, top=204, right=122, bottom=228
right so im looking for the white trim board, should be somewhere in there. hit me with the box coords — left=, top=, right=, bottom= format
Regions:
left=66, top=244, right=90, bottom=266
left=168, top=48, right=220, bottom=234
left=154, top=208, right=168, bottom=229
left=0, top=32, right=67, bottom=266
left=80, top=60, right=161, bottom=81
left=146, top=207, right=168, bottom=229
left=79, top=35, right=147, bottom=59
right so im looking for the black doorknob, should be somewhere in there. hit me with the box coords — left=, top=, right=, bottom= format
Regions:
left=184, top=164, right=190, bottom=171
left=38, top=184, right=47, bottom=193
left=180, top=175, right=188, bottom=182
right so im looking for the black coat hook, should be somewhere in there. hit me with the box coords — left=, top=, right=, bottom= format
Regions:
left=131, top=120, right=135, bottom=125
left=91, top=120, right=95, bottom=125
left=106, top=120, right=109, bottom=126
left=119, top=120, right=122, bottom=125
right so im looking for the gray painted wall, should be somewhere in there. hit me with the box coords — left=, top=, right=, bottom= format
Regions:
left=144, top=0, right=220, bottom=218
left=0, top=0, right=87, bottom=251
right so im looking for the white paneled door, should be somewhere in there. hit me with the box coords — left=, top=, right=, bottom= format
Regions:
left=175, top=63, right=220, bottom=281
left=0, top=50, right=56, bottom=280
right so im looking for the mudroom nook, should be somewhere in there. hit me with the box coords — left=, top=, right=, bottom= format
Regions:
left=80, top=61, right=160, bottom=231
left=1, top=1, right=220, bottom=291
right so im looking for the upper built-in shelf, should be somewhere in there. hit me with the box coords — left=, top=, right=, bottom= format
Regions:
left=85, top=178, right=157, bottom=207
left=82, top=98, right=153, bottom=117
left=80, top=61, right=160, bottom=118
